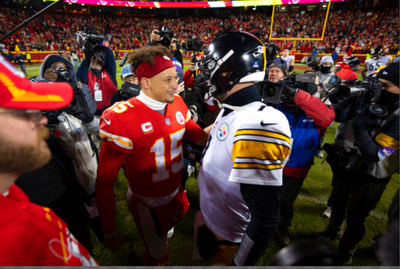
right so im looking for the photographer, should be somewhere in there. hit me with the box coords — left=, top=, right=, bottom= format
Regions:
left=110, top=63, right=141, bottom=106
left=148, top=27, right=183, bottom=67
left=76, top=28, right=118, bottom=116
left=319, top=62, right=399, bottom=265
left=266, top=62, right=335, bottom=247
left=38, top=54, right=103, bottom=241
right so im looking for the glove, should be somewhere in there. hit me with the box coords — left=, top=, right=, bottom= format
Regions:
left=352, top=102, right=380, bottom=129
left=279, top=81, right=298, bottom=103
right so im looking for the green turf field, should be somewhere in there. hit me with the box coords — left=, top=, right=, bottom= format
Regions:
left=22, top=60, right=399, bottom=266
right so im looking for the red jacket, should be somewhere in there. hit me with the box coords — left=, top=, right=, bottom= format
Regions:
left=0, top=184, right=97, bottom=266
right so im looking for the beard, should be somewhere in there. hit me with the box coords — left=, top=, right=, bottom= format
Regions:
left=0, top=126, right=51, bottom=175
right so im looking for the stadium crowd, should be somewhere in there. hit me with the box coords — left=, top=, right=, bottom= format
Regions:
left=0, top=4, right=398, bottom=55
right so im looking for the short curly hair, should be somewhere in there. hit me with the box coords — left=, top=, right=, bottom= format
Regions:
left=128, top=46, right=174, bottom=74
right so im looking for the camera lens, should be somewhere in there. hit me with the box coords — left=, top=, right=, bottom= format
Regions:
left=266, top=86, right=277, bottom=97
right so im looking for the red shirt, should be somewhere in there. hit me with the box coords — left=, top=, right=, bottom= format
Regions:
left=97, top=96, right=204, bottom=233
left=0, top=185, right=97, bottom=266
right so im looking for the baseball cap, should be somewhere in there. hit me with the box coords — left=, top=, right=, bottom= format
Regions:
left=376, top=62, right=399, bottom=86
left=121, top=64, right=135, bottom=79
left=0, top=55, right=73, bottom=110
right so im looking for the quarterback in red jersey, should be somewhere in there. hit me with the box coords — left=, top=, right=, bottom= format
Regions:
left=0, top=55, right=97, bottom=266
left=96, top=46, right=208, bottom=265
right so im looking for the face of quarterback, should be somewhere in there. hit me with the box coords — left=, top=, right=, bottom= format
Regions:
left=145, top=67, right=178, bottom=103
left=0, top=108, right=51, bottom=177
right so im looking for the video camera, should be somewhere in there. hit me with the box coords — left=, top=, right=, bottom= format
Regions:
left=335, top=77, right=382, bottom=103
left=119, top=82, right=141, bottom=100
left=181, top=36, right=203, bottom=52
left=157, top=26, right=174, bottom=47
left=258, top=72, right=317, bottom=105
left=75, top=26, right=107, bottom=57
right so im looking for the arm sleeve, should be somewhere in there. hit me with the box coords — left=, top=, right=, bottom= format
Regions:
left=353, top=116, right=399, bottom=163
left=233, top=184, right=281, bottom=266
left=96, top=140, right=129, bottom=235
left=80, top=82, right=97, bottom=114
left=105, top=47, right=117, bottom=81
left=183, top=69, right=194, bottom=88
left=76, top=54, right=90, bottom=84
left=294, top=90, right=335, bottom=128
left=184, top=118, right=205, bottom=143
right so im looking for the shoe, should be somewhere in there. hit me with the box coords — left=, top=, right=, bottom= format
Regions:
left=316, top=150, right=324, bottom=158
left=317, top=227, right=342, bottom=241
left=322, top=206, right=332, bottom=218
left=276, top=228, right=291, bottom=247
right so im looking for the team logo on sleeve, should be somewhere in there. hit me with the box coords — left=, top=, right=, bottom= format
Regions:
left=176, top=111, right=185, bottom=125
left=217, top=123, right=229, bottom=141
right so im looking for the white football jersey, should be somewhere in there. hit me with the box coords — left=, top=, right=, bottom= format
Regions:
left=199, top=102, right=291, bottom=243
left=281, top=55, right=295, bottom=70
left=365, top=56, right=392, bottom=77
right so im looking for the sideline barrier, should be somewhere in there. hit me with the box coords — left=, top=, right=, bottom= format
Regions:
left=6, top=50, right=397, bottom=65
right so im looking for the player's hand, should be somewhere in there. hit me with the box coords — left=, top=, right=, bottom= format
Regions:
left=103, top=232, right=124, bottom=250
left=150, top=29, right=160, bottom=44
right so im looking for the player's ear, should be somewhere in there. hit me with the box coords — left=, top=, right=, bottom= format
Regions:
left=141, top=77, right=150, bottom=90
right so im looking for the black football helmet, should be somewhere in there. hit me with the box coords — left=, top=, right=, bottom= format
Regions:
left=347, top=56, right=361, bottom=71
left=199, top=31, right=266, bottom=99
left=370, top=46, right=384, bottom=60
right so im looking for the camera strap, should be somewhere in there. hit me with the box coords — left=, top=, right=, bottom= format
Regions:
left=369, top=107, right=400, bottom=138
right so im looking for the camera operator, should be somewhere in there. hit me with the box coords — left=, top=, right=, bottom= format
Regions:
left=76, top=30, right=118, bottom=116
left=266, top=62, right=335, bottom=247
left=148, top=27, right=183, bottom=67
left=110, top=63, right=141, bottom=106
left=318, top=62, right=399, bottom=265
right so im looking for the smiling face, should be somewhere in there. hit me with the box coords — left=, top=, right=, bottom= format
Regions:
left=141, top=67, right=178, bottom=103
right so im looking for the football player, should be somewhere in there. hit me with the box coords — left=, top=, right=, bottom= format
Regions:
left=95, top=45, right=209, bottom=265
left=195, top=32, right=292, bottom=265
left=361, top=46, right=392, bottom=78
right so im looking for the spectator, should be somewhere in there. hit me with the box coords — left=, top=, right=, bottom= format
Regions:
left=14, top=52, right=26, bottom=76
left=95, top=45, right=209, bottom=265
left=320, top=62, right=399, bottom=265
left=267, top=62, right=335, bottom=247
left=196, top=32, right=291, bottom=266
left=0, top=55, right=97, bottom=266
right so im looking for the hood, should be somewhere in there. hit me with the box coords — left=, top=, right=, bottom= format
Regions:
left=40, top=54, right=76, bottom=82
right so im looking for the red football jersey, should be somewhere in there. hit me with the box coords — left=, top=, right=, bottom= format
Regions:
left=99, top=95, right=204, bottom=197
left=0, top=184, right=97, bottom=266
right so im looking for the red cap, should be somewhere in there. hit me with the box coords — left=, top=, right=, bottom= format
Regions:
left=0, top=55, right=73, bottom=110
